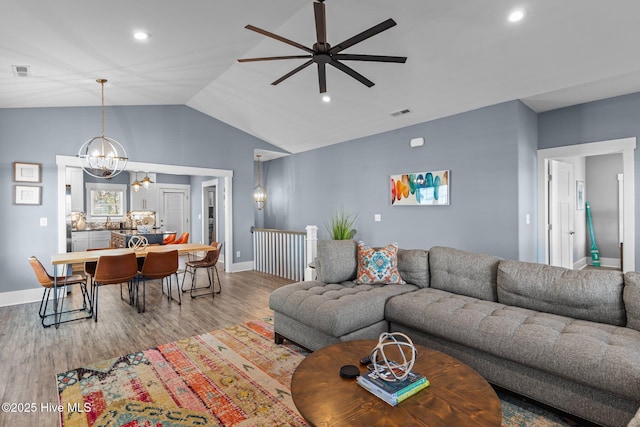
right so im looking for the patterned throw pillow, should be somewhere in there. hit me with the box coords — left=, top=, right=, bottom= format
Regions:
left=356, top=241, right=405, bottom=285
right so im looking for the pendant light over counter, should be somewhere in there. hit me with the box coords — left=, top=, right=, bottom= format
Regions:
left=77, top=79, right=128, bottom=179
left=131, top=171, right=154, bottom=192
left=141, top=172, right=154, bottom=188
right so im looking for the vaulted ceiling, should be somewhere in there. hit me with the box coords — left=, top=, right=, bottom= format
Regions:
left=3, top=0, right=640, bottom=154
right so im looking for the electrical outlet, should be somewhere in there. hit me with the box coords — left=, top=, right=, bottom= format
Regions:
left=236, top=251, right=241, bottom=258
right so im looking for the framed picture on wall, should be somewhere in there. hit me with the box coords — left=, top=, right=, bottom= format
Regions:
left=576, top=180, right=585, bottom=210
left=391, top=170, right=450, bottom=206
left=14, top=185, right=42, bottom=205
left=13, top=162, right=41, bottom=183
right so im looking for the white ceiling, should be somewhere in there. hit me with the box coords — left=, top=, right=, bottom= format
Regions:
left=3, top=0, right=640, bottom=154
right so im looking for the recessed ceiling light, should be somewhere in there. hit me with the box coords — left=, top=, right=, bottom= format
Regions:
left=508, top=9, right=526, bottom=23
left=133, top=31, right=150, bottom=41
left=322, top=94, right=331, bottom=103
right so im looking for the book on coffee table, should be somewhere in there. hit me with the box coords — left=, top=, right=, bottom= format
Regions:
left=356, top=361, right=429, bottom=406
left=357, top=375, right=429, bottom=406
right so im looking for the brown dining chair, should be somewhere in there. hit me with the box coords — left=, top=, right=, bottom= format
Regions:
left=92, top=252, right=139, bottom=322
left=181, top=242, right=222, bottom=298
left=136, top=250, right=180, bottom=311
left=84, top=247, right=111, bottom=296
left=29, top=256, right=91, bottom=327
left=162, top=233, right=176, bottom=244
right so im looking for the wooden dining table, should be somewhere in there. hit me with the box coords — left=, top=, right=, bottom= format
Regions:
left=49, top=243, right=214, bottom=328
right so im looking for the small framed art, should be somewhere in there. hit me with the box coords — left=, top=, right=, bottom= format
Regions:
left=15, top=185, right=42, bottom=205
left=14, top=162, right=41, bottom=183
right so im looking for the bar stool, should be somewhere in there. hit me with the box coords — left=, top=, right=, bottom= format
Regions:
left=29, top=256, right=91, bottom=327
left=92, top=252, right=139, bottom=322
left=171, top=232, right=190, bottom=244
left=181, top=242, right=222, bottom=298
left=136, top=250, right=180, bottom=311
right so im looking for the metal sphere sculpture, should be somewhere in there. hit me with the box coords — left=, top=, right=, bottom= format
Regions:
left=370, top=332, right=417, bottom=381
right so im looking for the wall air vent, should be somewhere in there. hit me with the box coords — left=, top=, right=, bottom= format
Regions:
left=391, top=108, right=411, bottom=117
left=12, top=65, right=31, bottom=77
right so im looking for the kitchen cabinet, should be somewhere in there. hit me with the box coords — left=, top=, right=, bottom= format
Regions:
left=130, top=172, right=157, bottom=211
left=90, top=230, right=112, bottom=249
left=65, top=167, right=84, bottom=212
left=71, top=230, right=113, bottom=251
left=71, top=232, right=89, bottom=252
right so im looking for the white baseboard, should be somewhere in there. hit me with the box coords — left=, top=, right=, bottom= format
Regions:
left=0, top=288, right=43, bottom=307
left=574, top=257, right=588, bottom=270
left=229, top=261, right=253, bottom=273
left=577, top=256, right=621, bottom=269
left=590, top=257, right=621, bottom=269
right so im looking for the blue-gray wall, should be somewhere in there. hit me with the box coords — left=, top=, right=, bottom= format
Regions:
left=0, top=105, right=283, bottom=292
left=4, top=90, right=640, bottom=295
left=539, top=91, right=640, bottom=268
left=262, top=100, right=538, bottom=261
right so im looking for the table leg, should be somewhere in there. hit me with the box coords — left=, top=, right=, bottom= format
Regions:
left=53, top=270, right=60, bottom=328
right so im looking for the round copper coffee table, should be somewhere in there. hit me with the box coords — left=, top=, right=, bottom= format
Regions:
left=291, top=340, right=501, bottom=427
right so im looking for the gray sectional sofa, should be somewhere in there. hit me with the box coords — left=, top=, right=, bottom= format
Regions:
left=269, top=240, right=640, bottom=427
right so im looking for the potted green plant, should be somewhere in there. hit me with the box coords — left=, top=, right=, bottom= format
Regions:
left=325, top=208, right=358, bottom=240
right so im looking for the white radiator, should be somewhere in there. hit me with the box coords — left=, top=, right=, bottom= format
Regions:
left=252, top=227, right=312, bottom=281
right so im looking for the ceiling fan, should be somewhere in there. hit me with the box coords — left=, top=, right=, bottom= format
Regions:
left=238, top=0, right=407, bottom=93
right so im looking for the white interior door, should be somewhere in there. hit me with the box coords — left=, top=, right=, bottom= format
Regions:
left=549, top=160, right=574, bottom=268
left=158, top=187, right=190, bottom=236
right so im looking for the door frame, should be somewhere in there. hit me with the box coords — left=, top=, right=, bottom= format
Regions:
left=56, top=155, right=235, bottom=272
left=537, top=137, right=636, bottom=271
left=202, top=179, right=218, bottom=248
left=157, top=183, right=191, bottom=236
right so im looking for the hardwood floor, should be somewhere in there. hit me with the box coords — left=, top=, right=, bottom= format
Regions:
left=0, top=269, right=292, bottom=427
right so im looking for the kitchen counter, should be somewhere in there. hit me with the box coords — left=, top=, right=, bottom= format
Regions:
left=110, top=230, right=170, bottom=248
left=111, top=229, right=164, bottom=235
left=72, top=227, right=165, bottom=232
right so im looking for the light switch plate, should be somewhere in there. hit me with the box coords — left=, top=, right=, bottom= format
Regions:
left=40, top=217, right=47, bottom=227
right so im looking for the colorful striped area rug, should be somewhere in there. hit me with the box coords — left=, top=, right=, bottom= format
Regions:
left=57, top=318, right=589, bottom=426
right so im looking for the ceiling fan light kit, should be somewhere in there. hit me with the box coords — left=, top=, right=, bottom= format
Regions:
left=238, top=0, right=407, bottom=94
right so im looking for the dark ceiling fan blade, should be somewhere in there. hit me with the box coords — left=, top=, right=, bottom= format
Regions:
left=329, top=18, right=397, bottom=54
left=313, top=1, right=327, bottom=51
left=245, top=24, right=315, bottom=54
left=272, top=59, right=314, bottom=85
left=238, top=55, right=312, bottom=62
left=333, top=54, right=407, bottom=63
left=318, top=62, right=327, bottom=93
left=329, top=60, right=374, bottom=87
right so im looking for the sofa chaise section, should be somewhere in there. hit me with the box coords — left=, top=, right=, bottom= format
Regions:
left=269, top=240, right=427, bottom=351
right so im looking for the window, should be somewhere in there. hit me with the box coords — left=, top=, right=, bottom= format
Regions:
left=85, top=183, right=127, bottom=220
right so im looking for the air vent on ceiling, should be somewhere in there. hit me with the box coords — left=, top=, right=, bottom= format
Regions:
left=391, top=108, right=411, bottom=117
left=12, top=65, right=31, bottom=77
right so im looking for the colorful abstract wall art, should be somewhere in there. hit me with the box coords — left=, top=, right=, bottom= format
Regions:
left=391, top=170, right=450, bottom=206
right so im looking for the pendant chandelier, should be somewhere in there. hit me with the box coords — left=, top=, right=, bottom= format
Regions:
left=77, top=79, right=128, bottom=178
left=253, top=154, right=267, bottom=210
